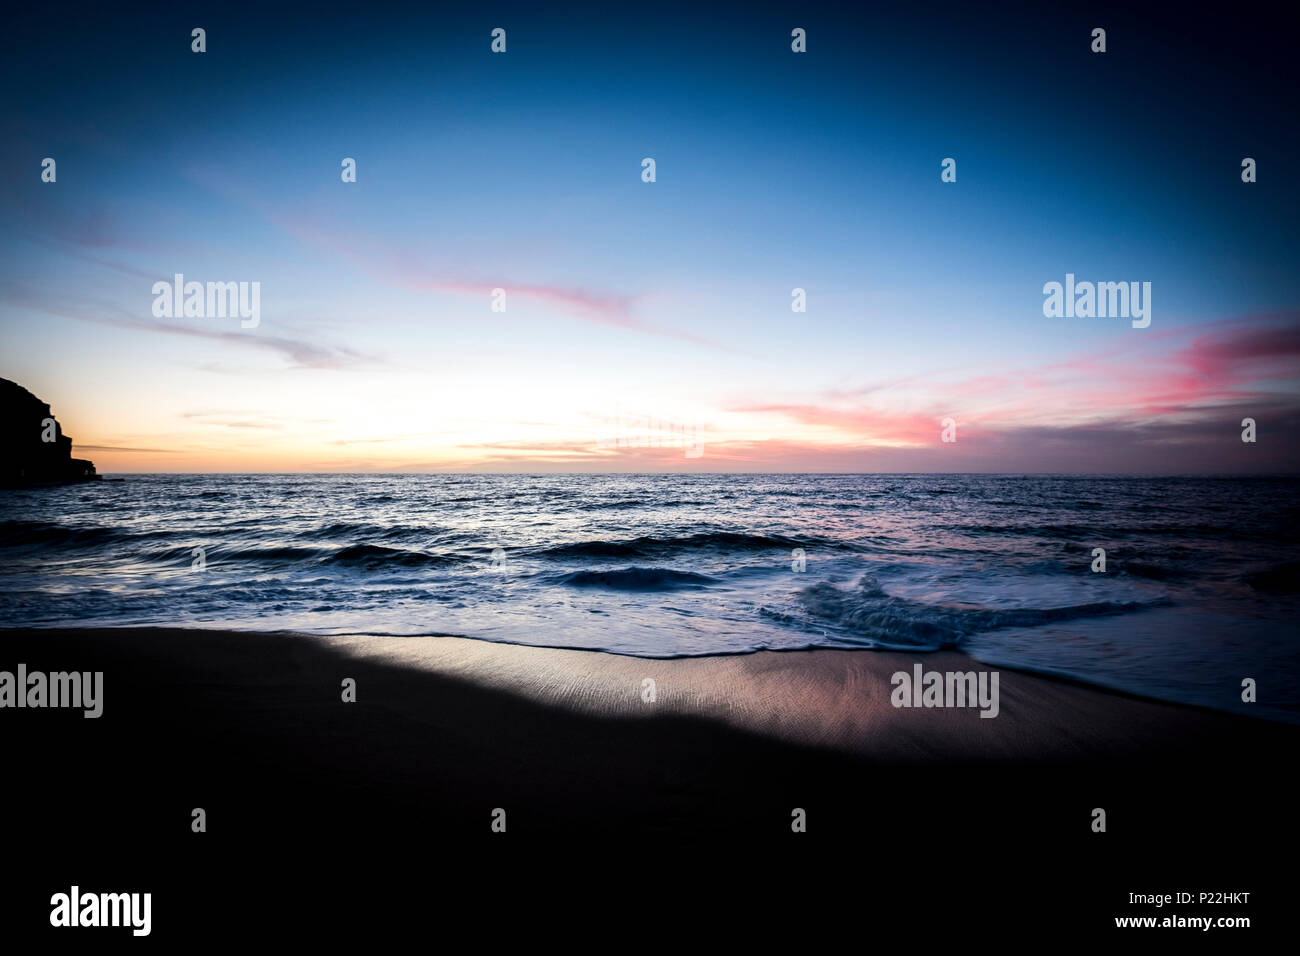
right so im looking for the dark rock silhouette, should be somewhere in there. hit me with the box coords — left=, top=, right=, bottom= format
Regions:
left=1, top=377, right=100, bottom=487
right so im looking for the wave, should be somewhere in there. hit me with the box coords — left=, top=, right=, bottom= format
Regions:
left=594, top=498, right=710, bottom=510
left=956, top=520, right=1288, bottom=543
left=784, top=573, right=1161, bottom=650
left=319, top=544, right=457, bottom=569
left=296, top=521, right=443, bottom=543
left=1245, top=561, right=1300, bottom=594
left=0, top=519, right=162, bottom=548
left=134, top=542, right=458, bottom=569
left=182, top=544, right=325, bottom=563
left=1116, top=561, right=1188, bottom=582
left=550, top=567, right=719, bottom=591
left=534, top=531, right=834, bottom=560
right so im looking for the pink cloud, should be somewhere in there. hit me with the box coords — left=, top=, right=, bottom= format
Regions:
left=727, top=312, right=1300, bottom=463
left=178, top=168, right=718, bottom=347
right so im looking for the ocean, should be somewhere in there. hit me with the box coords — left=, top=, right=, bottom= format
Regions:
left=2, top=473, right=1297, bottom=721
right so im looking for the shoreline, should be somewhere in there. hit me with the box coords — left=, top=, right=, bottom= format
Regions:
left=4, top=623, right=1288, bottom=728
left=3, top=625, right=1290, bottom=762
left=4, top=619, right=1290, bottom=726
left=324, top=628, right=1297, bottom=726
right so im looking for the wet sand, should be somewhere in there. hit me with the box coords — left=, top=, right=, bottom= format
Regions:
left=317, top=632, right=1274, bottom=761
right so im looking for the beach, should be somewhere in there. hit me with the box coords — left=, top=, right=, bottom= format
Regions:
left=6, top=625, right=1292, bottom=825
left=317, top=632, right=1280, bottom=762
left=4, top=625, right=1294, bottom=938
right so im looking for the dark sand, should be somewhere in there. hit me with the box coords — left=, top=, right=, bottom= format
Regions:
left=3, top=627, right=1293, bottom=940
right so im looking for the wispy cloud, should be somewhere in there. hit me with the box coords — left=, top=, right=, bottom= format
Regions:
left=0, top=279, right=378, bottom=370
left=73, top=444, right=177, bottom=453
left=179, top=166, right=723, bottom=348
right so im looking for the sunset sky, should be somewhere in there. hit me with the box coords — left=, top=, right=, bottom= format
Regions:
left=3, top=3, right=1298, bottom=473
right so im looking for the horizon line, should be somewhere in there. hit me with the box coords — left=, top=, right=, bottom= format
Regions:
left=82, top=471, right=1300, bottom=478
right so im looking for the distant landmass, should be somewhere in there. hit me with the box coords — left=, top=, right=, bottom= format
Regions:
left=0, top=377, right=99, bottom=487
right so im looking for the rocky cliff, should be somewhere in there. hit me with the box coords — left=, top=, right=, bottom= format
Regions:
left=0, top=377, right=100, bottom=487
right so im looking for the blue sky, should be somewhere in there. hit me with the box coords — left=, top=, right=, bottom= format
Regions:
left=2, top=1, right=1297, bottom=471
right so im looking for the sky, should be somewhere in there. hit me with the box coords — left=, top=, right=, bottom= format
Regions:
left=2, top=1, right=1298, bottom=473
